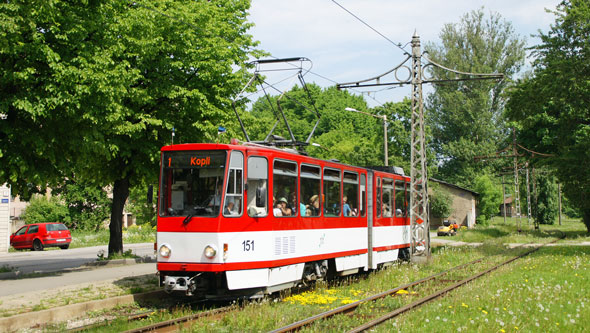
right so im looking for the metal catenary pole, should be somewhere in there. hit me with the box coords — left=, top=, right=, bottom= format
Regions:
left=409, top=33, right=430, bottom=259
left=338, top=33, right=502, bottom=262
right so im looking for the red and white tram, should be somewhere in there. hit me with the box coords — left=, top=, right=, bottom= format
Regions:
left=156, top=141, right=411, bottom=299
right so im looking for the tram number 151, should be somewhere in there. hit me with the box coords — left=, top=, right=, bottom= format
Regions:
left=242, top=240, right=254, bottom=252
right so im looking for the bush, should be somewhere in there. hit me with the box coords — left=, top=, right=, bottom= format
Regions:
left=473, top=174, right=502, bottom=224
left=22, top=195, right=71, bottom=225
left=430, top=184, right=452, bottom=218
left=126, top=185, right=156, bottom=226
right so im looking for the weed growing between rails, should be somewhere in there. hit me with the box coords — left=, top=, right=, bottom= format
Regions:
left=385, top=246, right=590, bottom=332
left=156, top=246, right=513, bottom=332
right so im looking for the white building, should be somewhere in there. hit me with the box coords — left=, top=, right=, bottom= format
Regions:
left=0, top=185, right=10, bottom=253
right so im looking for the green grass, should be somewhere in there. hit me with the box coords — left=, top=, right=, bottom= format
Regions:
left=49, top=217, right=590, bottom=331
left=0, top=264, right=15, bottom=273
left=69, top=224, right=155, bottom=249
left=451, top=216, right=590, bottom=244
left=388, top=246, right=590, bottom=332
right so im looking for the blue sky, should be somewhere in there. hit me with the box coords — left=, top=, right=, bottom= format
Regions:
left=247, top=0, right=559, bottom=107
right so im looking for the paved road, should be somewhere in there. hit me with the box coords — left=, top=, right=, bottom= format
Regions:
left=0, top=263, right=157, bottom=297
left=0, top=243, right=154, bottom=274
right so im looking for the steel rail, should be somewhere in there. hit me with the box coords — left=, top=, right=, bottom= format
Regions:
left=123, top=305, right=233, bottom=333
left=270, top=256, right=487, bottom=333
left=348, top=237, right=563, bottom=332
left=272, top=237, right=562, bottom=333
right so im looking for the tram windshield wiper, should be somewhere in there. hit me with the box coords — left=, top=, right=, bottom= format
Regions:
left=182, top=214, right=194, bottom=225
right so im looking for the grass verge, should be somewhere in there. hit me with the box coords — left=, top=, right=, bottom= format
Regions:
left=450, top=216, right=589, bottom=244
left=69, top=224, right=155, bottom=249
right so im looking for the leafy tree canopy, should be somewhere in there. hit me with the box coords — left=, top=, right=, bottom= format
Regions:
left=0, top=0, right=262, bottom=254
left=426, top=8, right=526, bottom=188
left=505, top=0, right=590, bottom=232
left=473, top=174, right=502, bottom=224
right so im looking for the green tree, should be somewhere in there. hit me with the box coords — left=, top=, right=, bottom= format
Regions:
left=0, top=1, right=261, bottom=255
left=429, top=184, right=452, bottom=218
left=22, top=195, right=71, bottom=226
left=245, top=84, right=381, bottom=165
left=126, top=184, right=157, bottom=227
left=505, top=0, right=590, bottom=232
left=532, top=172, right=558, bottom=225
left=473, top=174, right=502, bottom=224
left=425, top=8, right=526, bottom=188
left=245, top=84, right=426, bottom=171
left=54, top=180, right=111, bottom=231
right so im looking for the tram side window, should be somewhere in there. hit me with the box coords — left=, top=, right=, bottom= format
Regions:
left=376, top=177, right=382, bottom=217
left=301, top=164, right=321, bottom=217
left=360, top=174, right=366, bottom=217
left=395, top=180, right=405, bottom=217
left=406, top=182, right=412, bottom=217
left=382, top=178, right=394, bottom=217
left=224, top=151, right=243, bottom=217
left=247, top=156, right=268, bottom=217
left=343, top=171, right=359, bottom=217
left=324, top=168, right=341, bottom=217
left=273, top=159, right=298, bottom=217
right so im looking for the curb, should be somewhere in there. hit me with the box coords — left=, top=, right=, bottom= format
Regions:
left=85, top=255, right=156, bottom=267
left=0, top=290, right=166, bottom=332
left=0, top=271, right=20, bottom=279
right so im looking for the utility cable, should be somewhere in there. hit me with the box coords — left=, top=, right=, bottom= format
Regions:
left=331, top=0, right=410, bottom=56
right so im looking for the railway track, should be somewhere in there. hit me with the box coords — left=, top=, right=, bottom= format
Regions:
left=67, top=299, right=229, bottom=333
left=122, top=305, right=234, bottom=333
left=69, top=236, right=562, bottom=332
left=272, top=236, right=563, bottom=332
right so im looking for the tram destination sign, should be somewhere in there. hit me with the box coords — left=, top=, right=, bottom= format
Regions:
left=164, top=151, right=226, bottom=169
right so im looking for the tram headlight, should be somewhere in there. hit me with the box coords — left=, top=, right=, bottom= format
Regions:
left=204, top=245, right=217, bottom=259
left=159, top=244, right=172, bottom=258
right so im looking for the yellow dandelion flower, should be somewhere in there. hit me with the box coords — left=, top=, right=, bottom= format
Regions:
left=482, top=310, right=488, bottom=314
left=449, top=305, right=453, bottom=309
left=500, top=329, right=505, bottom=333
left=515, top=326, right=519, bottom=330
left=396, top=289, right=409, bottom=294
left=461, top=303, right=468, bottom=308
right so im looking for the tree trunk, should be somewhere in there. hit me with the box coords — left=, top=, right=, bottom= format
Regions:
left=583, top=209, right=590, bottom=234
left=108, top=176, right=130, bottom=256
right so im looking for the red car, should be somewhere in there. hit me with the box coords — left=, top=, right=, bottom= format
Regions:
left=10, top=223, right=72, bottom=251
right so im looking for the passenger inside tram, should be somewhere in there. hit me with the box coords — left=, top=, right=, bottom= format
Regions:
left=308, top=194, right=320, bottom=216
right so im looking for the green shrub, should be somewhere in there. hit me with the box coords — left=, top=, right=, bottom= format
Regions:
left=22, top=195, right=71, bottom=225
left=473, top=174, right=502, bottom=224
left=430, top=184, right=452, bottom=218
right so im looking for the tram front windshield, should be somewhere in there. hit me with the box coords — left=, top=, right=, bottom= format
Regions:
left=160, top=151, right=227, bottom=217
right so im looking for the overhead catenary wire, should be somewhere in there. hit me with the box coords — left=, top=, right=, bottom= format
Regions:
left=331, top=0, right=410, bottom=56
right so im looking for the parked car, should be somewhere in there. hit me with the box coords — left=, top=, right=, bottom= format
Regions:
left=10, top=223, right=72, bottom=251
